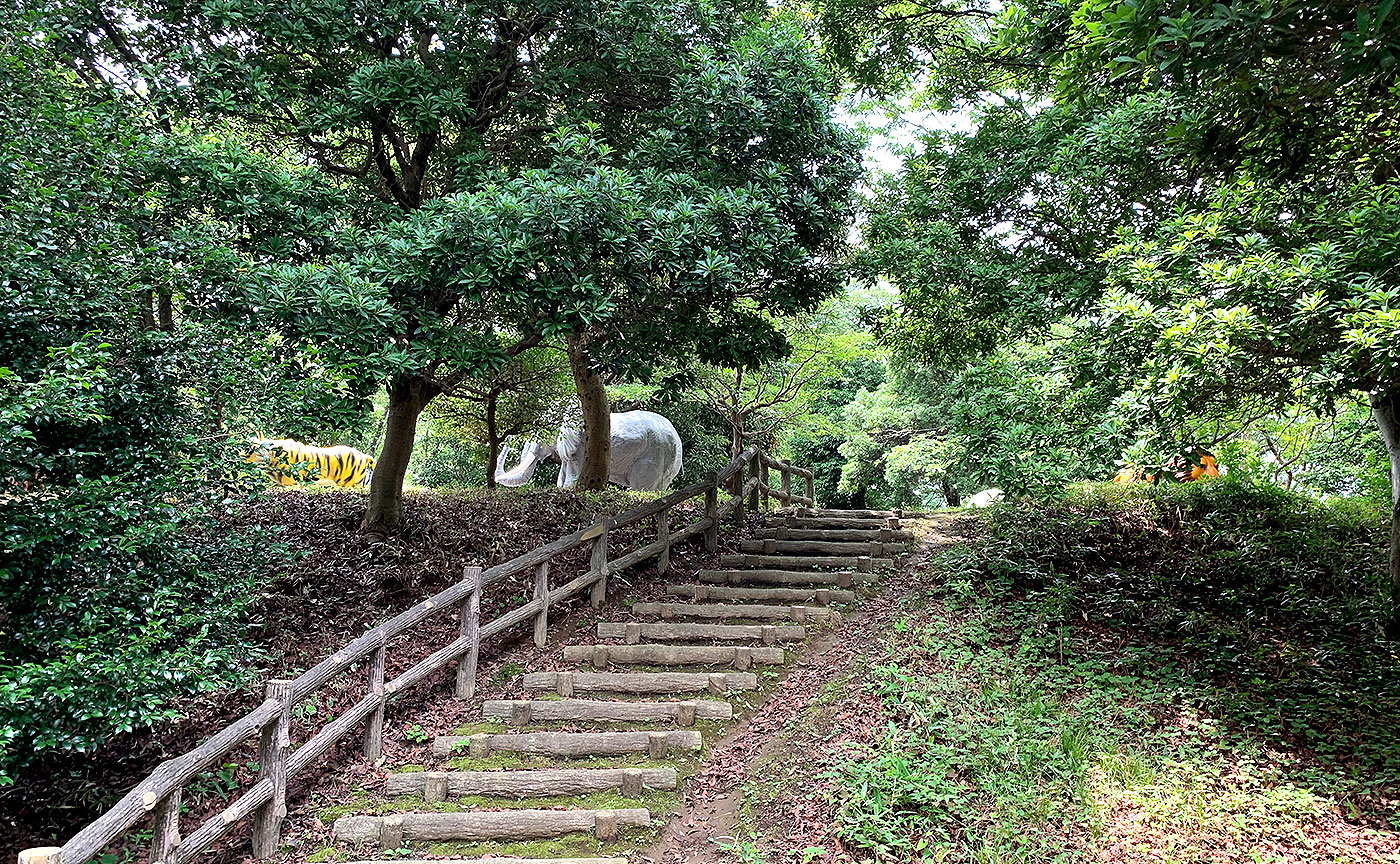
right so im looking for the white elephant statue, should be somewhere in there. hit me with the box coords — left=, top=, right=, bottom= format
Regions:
left=966, top=488, right=1005, bottom=508
left=495, top=410, right=683, bottom=491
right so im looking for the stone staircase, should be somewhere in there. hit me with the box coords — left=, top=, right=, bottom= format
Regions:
left=327, top=507, right=908, bottom=863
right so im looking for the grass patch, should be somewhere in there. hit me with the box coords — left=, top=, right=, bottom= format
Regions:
left=826, top=571, right=1339, bottom=861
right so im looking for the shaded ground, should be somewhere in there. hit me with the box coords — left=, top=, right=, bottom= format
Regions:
left=16, top=492, right=1394, bottom=864
left=0, top=486, right=692, bottom=861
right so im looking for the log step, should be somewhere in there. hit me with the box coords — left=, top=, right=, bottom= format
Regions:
left=562, top=644, right=785, bottom=669
left=333, top=808, right=650, bottom=844
left=483, top=698, right=733, bottom=725
left=632, top=601, right=835, bottom=623
left=523, top=670, right=759, bottom=695
left=697, top=569, right=877, bottom=588
left=665, top=584, right=856, bottom=605
left=597, top=621, right=807, bottom=643
left=719, top=554, right=893, bottom=570
left=763, top=516, right=895, bottom=530
left=431, top=729, right=702, bottom=758
left=739, top=539, right=907, bottom=556
left=795, top=507, right=901, bottom=518
left=344, top=859, right=627, bottom=864
left=385, top=767, right=677, bottom=798
left=754, top=527, right=913, bottom=542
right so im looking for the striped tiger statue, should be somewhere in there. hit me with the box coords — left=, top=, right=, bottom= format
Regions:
left=246, top=436, right=376, bottom=488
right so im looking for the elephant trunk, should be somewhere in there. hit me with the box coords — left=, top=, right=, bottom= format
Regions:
left=495, top=441, right=545, bottom=487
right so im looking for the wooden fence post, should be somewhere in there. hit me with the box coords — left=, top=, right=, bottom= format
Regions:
left=657, top=507, right=671, bottom=576
left=590, top=521, right=609, bottom=609
left=780, top=465, right=791, bottom=507
left=747, top=451, right=761, bottom=512
left=733, top=456, right=747, bottom=526
left=704, top=471, right=719, bottom=553
left=251, top=679, right=292, bottom=859
left=455, top=566, right=482, bottom=700
left=364, top=633, right=387, bottom=761
left=533, top=560, right=551, bottom=648
left=762, top=460, right=772, bottom=511
left=150, top=788, right=181, bottom=864
left=805, top=471, right=815, bottom=506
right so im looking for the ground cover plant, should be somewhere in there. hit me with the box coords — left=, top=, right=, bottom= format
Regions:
left=801, top=484, right=1400, bottom=861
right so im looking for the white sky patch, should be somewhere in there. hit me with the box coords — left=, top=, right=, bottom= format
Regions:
left=834, top=99, right=979, bottom=247
left=836, top=101, right=979, bottom=177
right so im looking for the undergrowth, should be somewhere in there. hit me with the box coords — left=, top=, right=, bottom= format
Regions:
left=824, top=481, right=1397, bottom=862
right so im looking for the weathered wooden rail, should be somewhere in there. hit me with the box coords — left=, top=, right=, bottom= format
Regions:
left=17, top=446, right=814, bottom=864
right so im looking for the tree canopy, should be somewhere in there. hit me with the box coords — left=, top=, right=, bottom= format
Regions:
left=41, top=0, right=862, bottom=528
left=835, top=0, right=1400, bottom=618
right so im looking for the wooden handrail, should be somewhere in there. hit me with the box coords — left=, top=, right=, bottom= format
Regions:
left=22, top=443, right=816, bottom=864
left=50, top=699, right=281, bottom=864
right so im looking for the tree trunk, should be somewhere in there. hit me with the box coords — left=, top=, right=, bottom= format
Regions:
left=566, top=334, right=610, bottom=491
left=362, top=375, right=439, bottom=535
left=486, top=394, right=499, bottom=489
left=1373, top=388, right=1400, bottom=638
left=727, top=414, right=749, bottom=495
left=157, top=291, right=174, bottom=332
left=941, top=475, right=961, bottom=507
left=139, top=289, right=156, bottom=330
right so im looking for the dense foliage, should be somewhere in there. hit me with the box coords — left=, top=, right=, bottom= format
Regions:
left=0, top=36, right=316, bottom=784
left=41, top=0, right=862, bottom=524
left=821, top=0, right=1400, bottom=608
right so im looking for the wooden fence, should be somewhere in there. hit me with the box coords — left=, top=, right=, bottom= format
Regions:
left=17, top=446, right=815, bottom=864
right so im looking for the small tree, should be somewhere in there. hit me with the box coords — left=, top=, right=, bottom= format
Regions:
left=693, top=312, right=870, bottom=457
left=429, top=348, right=574, bottom=488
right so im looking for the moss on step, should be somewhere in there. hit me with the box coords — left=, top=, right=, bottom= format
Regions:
left=448, top=719, right=510, bottom=736
left=463, top=717, right=732, bottom=738
left=316, top=792, right=374, bottom=823
left=357, top=785, right=680, bottom=815
left=492, top=662, right=525, bottom=683
left=515, top=688, right=753, bottom=703
left=420, top=825, right=653, bottom=860
left=443, top=748, right=701, bottom=773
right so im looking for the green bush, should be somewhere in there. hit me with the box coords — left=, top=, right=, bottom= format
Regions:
left=410, top=433, right=488, bottom=489
left=0, top=478, right=284, bottom=771
left=0, top=42, right=299, bottom=785
left=971, top=478, right=1398, bottom=806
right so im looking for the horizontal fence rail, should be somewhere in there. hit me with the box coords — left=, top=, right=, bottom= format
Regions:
left=19, top=445, right=815, bottom=864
